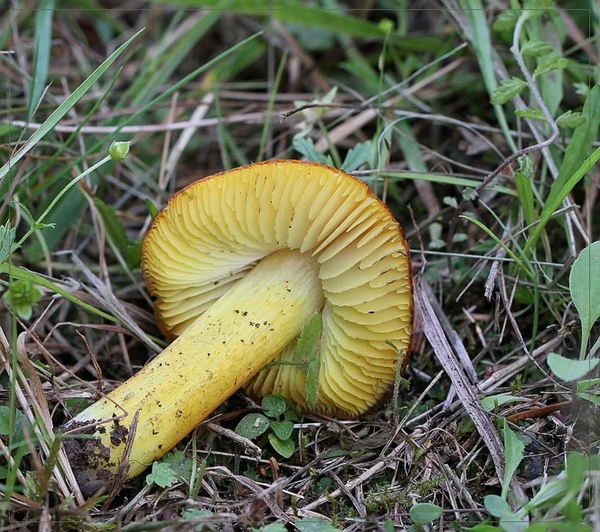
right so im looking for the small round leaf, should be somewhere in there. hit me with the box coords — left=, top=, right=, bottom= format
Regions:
left=235, top=413, right=270, bottom=439
left=262, top=394, right=288, bottom=418
left=410, top=503, right=443, bottom=524
left=270, top=420, right=294, bottom=441
left=268, top=433, right=295, bottom=458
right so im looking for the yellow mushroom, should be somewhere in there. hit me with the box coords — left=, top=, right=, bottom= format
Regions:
left=62, top=160, right=413, bottom=496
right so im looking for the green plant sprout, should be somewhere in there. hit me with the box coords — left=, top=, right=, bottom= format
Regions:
left=235, top=394, right=301, bottom=458
left=145, top=450, right=194, bottom=490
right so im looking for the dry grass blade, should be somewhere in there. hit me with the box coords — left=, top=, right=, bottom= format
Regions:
left=0, top=327, right=85, bottom=506
left=71, top=255, right=161, bottom=353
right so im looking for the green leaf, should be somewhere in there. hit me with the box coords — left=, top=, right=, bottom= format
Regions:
left=270, top=420, right=294, bottom=441
left=533, top=54, right=569, bottom=77
left=521, top=40, right=553, bottom=57
left=536, top=85, right=600, bottom=250
left=259, top=524, right=288, bottom=532
left=2, top=279, right=44, bottom=320
left=160, top=450, right=193, bottom=478
left=156, top=0, right=389, bottom=39
left=235, top=413, right=270, bottom=439
left=0, top=222, right=16, bottom=264
left=523, top=0, right=554, bottom=12
left=480, top=395, right=530, bottom=411
left=565, top=452, right=587, bottom=496
left=484, top=494, right=514, bottom=518
left=492, top=9, right=518, bottom=31
left=490, top=77, right=528, bottom=105
left=409, top=503, right=444, bottom=524
left=305, top=357, right=321, bottom=408
left=562, top=499, right=583, bottom=524
left=501, top=418, right=525, bottom=499
left=569, top=241, right=600, bottom=358
left=577, top=391, right=600, bottom=406
left=297, top=313, right=323, bottom=363
left=268, top=432, right=295, bottom=458
left=514, top=108, right=547, bottom=121
left=293, top=137, right=330, bottom=165
left=261, top=394, right=288, bottom=418
left=145, top=461, right=179, bottom=488
left=514, top=155, right=537, bottom=228
left=0, top=406, right=24, bottom=440
left=525, top=145, right=600, bottom=255
left=556, top=111, right=586, bottom=128
left=296, top=312, right=323, bottom=406
left=29, top=0, right=54, bottom=117
left=182, top=508, right=214, bottom=519
left=547, top=353, right=599, bottom=381
left=145, top=198, right=160, bottom=219
left=341, top=141, right=373, bottom=173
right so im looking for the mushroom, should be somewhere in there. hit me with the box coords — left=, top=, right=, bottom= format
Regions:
left=63, top=160, right=413, bottom=496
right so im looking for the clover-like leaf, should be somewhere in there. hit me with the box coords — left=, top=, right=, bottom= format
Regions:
left=262, top=394, right=289, bottom=419
left=270, top=420, right=294, bottom=441
left=268, top=432, right=295, bottom=458
left=235, top=413, right=270, bottom=439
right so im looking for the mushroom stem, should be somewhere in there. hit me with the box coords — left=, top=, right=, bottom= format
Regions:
left=63, top=249, right=324, bottom=495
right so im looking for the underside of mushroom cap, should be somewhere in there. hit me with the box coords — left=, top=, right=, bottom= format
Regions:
left=141, top=160, right=413, bottom=417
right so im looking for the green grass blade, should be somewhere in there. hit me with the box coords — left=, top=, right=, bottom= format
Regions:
left=28, top=0, right=54, bottom=118
left=380, top=170, right=516, bottom=196
left=524, top=145, right=600, bottom=256
left=514, top=157, right=537, bottom=228
left=155, top=0, right=388, bottom=39
left=544, top=84, right=600, bottom=212
left=0, top=29, right=144, bottom=186
left=460, top=214, right=529, bottom=274
left=257, top=50, right=287, bottom=161
left=458, top=0, right=517, bottom=152
left=124, top=9, right=222, bottom=106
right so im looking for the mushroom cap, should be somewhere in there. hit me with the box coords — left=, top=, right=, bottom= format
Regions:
left=141, top=160, right=413, bottom=417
